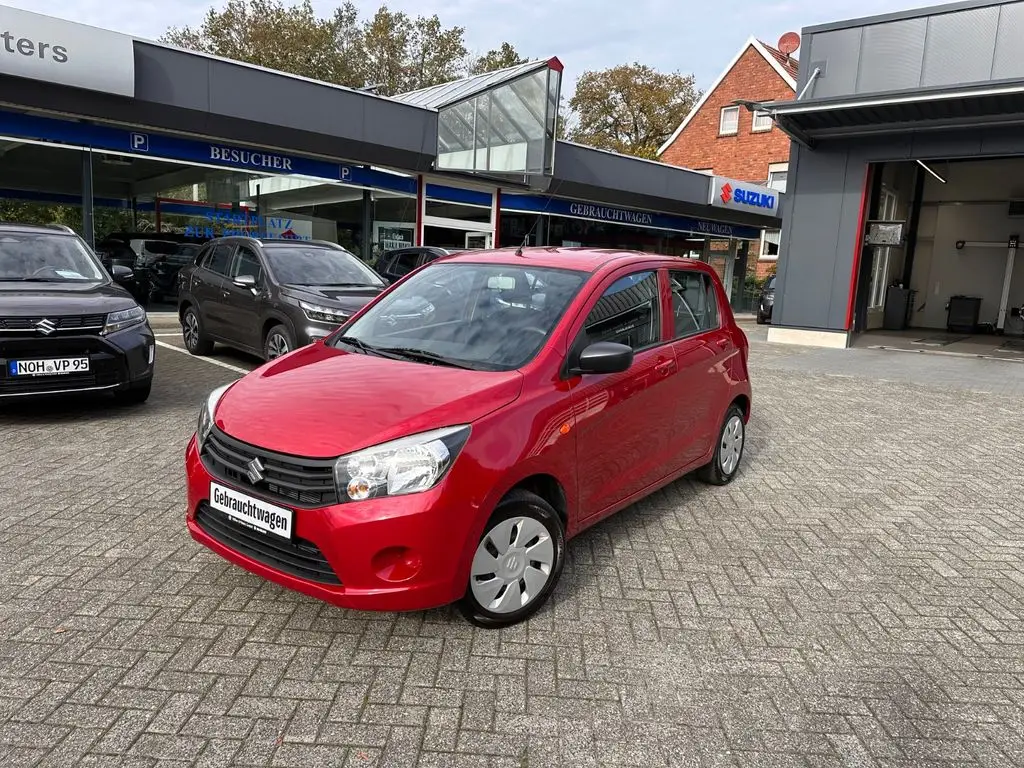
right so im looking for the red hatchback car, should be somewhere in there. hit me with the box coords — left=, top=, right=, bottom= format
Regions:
left=185, top=247, right=751, bottom=627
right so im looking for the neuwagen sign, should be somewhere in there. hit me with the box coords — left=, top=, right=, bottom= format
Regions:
left=0, top=6, right=135, bottom=97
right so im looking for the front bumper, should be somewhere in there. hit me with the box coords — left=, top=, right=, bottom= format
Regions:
left=0, top=322, right=155, bottom=398
left=300, top=320, right=344, bottom=345
left=184, top=434, right=476, bottom=612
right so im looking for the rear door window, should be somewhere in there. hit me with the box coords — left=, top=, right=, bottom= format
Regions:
left=668, top=270, right=719, bottom=339
left=202, top=244, right=234, bottom=276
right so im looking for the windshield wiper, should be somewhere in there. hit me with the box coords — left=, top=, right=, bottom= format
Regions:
left=335, top=335, right=391, bottom=357
left=375, top=347, right=477, bottom=370
left=1, top=277, right=71, bottom=282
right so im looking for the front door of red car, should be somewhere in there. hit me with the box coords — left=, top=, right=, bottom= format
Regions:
left=568, top=267, right=680, bottom=521
left=666, top=268, right=733, bottom=467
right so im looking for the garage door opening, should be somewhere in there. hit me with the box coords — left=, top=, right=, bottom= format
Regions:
left=850, top=157, right=1024, bottom=362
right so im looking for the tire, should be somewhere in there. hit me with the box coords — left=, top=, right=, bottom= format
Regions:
left=756, top=313, right=766, bottom=325
left=697, top=403, right=746, bottom=486
left=264, top=324, right=295, bottom=361
left=182, top=307, right=214, bottom=356
left=114, top=378, right=152, bottom=406
left=458, top=490, right=566, bottom=629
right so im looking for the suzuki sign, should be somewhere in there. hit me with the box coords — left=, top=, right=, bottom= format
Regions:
left=0, top=6, right=135, bottom=97
left=710, top=177, right=780, bottom=216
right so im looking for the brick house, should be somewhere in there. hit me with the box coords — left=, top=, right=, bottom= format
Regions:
left=657, top=36, right=797, bottom=279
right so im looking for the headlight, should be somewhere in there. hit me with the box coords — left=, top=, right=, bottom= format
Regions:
left=102, top=305, right=147, bottom=335
left=197, top=383, right=233, bottom=451
left=334, top=425, right=470, bottom=501
left=299, top=300, right=349, bottom=324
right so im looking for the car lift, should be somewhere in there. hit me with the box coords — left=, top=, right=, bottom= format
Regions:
left=954, top=234, right=1019, bottom=333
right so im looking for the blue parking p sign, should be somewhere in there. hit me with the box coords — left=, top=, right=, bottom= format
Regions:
left=131, top=133, right=149, bottom=153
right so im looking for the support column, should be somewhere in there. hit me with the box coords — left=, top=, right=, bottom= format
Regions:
left=361, top=186, right=373, bottom=262
left=81, top=150, right=95, bottom=248
left=490, top=188, right=501, bottom=248
left=415, top=175, right=425, bottom=246
left=535, top=215, right=547, bottom=247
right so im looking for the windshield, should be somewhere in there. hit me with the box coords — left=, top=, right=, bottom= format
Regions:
left=334, top=262, right=587, bottom=371
left=264, top=245, right=384, bottom=287
left=0, top=233, right=107, bottom=282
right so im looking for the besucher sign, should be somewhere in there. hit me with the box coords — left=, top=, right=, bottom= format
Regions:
left=0, top=6, right=134, bottom=97
left=709, top=176, right=780, bottom=216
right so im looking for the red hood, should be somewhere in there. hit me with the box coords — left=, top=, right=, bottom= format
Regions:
left=214, top=343, right=523, bottom=458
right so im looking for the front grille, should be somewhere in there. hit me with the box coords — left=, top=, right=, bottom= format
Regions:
left=195, top=503, right=341, bottom=585
left=201, top=427, right=338, bottom=507
left=0, top=314, right=106, bottom=335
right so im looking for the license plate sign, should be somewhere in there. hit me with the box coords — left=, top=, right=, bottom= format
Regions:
left=9, top=358, right=89, bottom=376
left=210, top=482, right=293, bottom=539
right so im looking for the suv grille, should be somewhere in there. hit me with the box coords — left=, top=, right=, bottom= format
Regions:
left=0, top=314, right=106, bottom=335
left=0, top=336, right=126, bottom=395
left=200, top=427, right=338, bottom=507
left=195, top=503, right=340, bottom=585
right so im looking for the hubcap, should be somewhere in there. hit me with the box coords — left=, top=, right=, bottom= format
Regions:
left=267, top=333, right=289, bottom=359
left=720, top=415, right=744, bottom=475
left=470, top=516, right=554, bottom=614
left=184, top=313, right=199, bottom=349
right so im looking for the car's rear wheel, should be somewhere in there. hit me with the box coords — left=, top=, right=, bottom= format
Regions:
left=182, top=307, right=214, bottom=356
left=264, top=324, right=295, bottom=360
left=697, top=403, right=746, bottom=486
left=756, top=312, right=766, bottom=324
left=458, top=490, right=565, bottom=628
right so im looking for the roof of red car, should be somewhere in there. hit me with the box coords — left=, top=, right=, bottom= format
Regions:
left=441, top=246, right=685, bottom=273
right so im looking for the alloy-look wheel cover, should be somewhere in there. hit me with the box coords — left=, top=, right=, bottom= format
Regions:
left=470, top=516, right=554, bottom=614
left=183, top=313, right=200, bottom=350
left=267, top=333, right=290, bottom=359
left=720, top=414, right=744, bottom=475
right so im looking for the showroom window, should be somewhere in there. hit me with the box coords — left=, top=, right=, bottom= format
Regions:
left=760, top=229, right=781, bottom=260
left=582, top=270, right=662, bottom=350
left=752, top=110, right=773, bottom=132
left=719, top=106, right=740, bottom=136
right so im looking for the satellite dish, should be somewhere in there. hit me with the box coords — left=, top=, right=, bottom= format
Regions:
left=778, top=32, right=800, bottom=56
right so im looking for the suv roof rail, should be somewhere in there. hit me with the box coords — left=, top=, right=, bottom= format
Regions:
left=0, top=221, right=76, bottom=233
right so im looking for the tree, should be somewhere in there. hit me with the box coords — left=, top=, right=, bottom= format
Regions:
left=566, top=63, right=701, bottom=159
left=470, top=42, right=527, bottom=74
left=163, top=0, right=363, bottom=88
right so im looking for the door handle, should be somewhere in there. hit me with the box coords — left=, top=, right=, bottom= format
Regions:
left=714, top=337, right=729, bottom=350
left=655, top=359, right=676, bottom=376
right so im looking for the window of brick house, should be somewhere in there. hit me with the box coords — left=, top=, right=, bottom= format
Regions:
left=752, top=110, right=773, bottom=132
left=719, top=106, right=740, bottom=136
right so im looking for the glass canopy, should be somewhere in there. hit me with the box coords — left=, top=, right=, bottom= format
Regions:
left=395, top=59, right=562, bottom=178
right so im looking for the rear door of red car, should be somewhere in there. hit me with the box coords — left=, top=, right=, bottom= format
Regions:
left=567, top=265, right=680, bottom=521
left=665, top=266, right=734, bottom=466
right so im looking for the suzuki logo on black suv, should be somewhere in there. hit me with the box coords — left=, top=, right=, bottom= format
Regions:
left=35, top=318, right=56, bottom=335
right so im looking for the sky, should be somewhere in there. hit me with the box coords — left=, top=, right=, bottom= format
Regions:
left=12, top=0, right=940, bottom=93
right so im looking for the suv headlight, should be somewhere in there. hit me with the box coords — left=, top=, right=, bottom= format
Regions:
left=334, top=425, right=470, bottom=501
left=102, top=305, right=146, bottom=335
left=300, top=300, right=349, bottom=324
left=197, top=383, right=233, bottom=451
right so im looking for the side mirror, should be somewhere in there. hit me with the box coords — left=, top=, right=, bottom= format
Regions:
left=111, top=264, right=134, bottom=282
left=233, top=274, right=257, bottom=290
left=571, top=341, right=634, bottom=376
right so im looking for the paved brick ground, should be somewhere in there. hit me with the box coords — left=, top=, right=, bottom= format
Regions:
left=2, top=334, right=1024, bottom=767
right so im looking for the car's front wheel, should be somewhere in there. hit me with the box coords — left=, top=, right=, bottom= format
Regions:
left=458, top=490, right=565, bottom=628
left=264, top=324, right=295, bottom=361
left=697, top=403, right=746, bottom=486
left=182, top=307, right=214, bottom=356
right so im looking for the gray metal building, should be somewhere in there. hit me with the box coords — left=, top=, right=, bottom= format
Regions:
left=757, top=0, right=1024, bottom=351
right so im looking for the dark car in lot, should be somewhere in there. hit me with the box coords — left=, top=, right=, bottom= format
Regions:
left=756, top=275, right=776, bottom=324
left=0, top=223, right=155, bottom=403
left=373, top=246, right=449, bottom=284
left=177, top=237, right=388, bottom=361
left=148, top=243, right=202, bottom=303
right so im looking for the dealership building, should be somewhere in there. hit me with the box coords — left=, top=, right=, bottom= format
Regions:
left=0, top=5, right=783, bottom=306
left=757, top=0, right=1024, bottom=351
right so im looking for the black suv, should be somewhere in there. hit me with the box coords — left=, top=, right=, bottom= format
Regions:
left=756, top=275, right=776, bottom=325
left=177, top=237, right=387, bottom=361
left=0, top=223, right=155, bottom=403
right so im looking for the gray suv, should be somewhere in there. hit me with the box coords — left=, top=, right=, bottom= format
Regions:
left=177, top=237, right=387, bottom=361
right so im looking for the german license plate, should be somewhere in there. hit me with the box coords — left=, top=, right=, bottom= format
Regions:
left=9, top=358, right=89, bottom=376
left=210, top=482, right=293, bottom=539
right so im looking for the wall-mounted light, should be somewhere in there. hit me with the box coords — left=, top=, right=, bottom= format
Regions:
left=916, top=159, right=946, bottom=184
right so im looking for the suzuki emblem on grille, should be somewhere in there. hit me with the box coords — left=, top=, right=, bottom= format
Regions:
left=246, top=457, right=265, bottom=484
left=35, top=318, right=57, bottom=335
